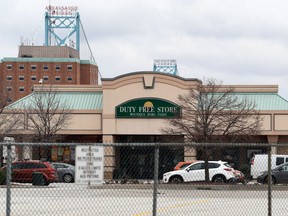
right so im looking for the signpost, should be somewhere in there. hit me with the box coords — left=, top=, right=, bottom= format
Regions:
left=75, top=145, right=104, bottom=185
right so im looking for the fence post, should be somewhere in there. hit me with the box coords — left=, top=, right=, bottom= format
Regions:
left=4, top=137, right=14, bottom=216
left=152, top=144, right=159, bottom=216
left=267, top=145, right=272, bottom=216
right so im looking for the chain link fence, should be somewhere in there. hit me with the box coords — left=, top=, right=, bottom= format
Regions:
left=0, top=141, right=288, bottom=216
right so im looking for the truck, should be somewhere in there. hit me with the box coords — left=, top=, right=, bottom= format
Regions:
left=250, top=154, right=288, bottom=179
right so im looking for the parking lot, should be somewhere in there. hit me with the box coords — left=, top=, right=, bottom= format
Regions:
left=1, top=181, right=288, bottom=216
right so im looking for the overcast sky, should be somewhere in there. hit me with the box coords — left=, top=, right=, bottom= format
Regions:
left=1, top=0, right=288, bottom=98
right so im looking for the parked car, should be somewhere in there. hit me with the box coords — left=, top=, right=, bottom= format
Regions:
left=51, top=162, right=75, bottom=183
left=173, top=161, right=197, bottom=171
left=250, top=154, right=288, bottom=179
left=257, top=162, right=288, bottom=184
left=234, top=169, right=246, bottom=184
left=0, top=160, right=57, bottom=186
left=163, top=160, right=236, bottom=183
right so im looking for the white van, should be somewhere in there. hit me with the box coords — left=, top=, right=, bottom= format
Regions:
left=250, top=154, right=288, bottom=179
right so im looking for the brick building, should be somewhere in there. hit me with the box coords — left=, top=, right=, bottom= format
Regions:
left=0, top=45, right=98, bottom=103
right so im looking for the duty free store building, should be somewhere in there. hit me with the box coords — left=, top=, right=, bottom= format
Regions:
left=6, top=71, right=288, bottom=179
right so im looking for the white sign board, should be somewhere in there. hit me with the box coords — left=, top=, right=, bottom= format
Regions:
left=75, top=146, right=104, bottom=185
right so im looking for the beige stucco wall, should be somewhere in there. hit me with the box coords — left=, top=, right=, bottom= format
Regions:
left=101, top=71, right=288, bottom=137
left=4, top=72, right=288, bottom=138
left=275, top=114, right=288, bottom=130
left=102, top=72, right=201, bottom=135
left=260, top=114, right=272, bottom=131
left=3, top=110, right=102, bottom=136
left=66, top=113, right=102, bottom=130
left=260, top=112, right=288, bottom=135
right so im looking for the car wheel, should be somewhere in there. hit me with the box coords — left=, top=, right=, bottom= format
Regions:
left=43, top=178, right=50, bottom=186
left=213, top=175, right=226, bottom=183
left=63, top=174, right=74, bottom=183
left=169, top=176, right=183, bottom=184
left=264, top=176, right=276, bottom=185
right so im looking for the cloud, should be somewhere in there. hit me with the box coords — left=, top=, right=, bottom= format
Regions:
left=1, top=0, right=288, bottom=98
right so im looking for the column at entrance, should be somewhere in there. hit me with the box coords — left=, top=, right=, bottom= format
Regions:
left=267, top=135, right=279, bottom=154
left=102, top=135, right=115, bottom=179
left=184, top=146, right=197, bottom=161
left=18, top=137, right=33, bottom=161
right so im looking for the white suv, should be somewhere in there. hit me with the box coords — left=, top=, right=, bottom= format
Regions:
left=163, top=160, right=236, bottom=183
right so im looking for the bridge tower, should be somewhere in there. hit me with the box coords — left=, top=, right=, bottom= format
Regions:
left=45, top=5, right=80, bottom=50
left=153, top=59, right=178, bottom=76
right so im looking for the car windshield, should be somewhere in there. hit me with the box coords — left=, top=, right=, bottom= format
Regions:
left=180, top=164, right=191, bottom=170
left=275, top=163, right=288, bottom=171
left=49, top=163, right=56, bottom=169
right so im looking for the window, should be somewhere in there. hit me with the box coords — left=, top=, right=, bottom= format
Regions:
left=7, top=87, right=12, bottom=91
left=43, top=76, right=49, bottom=81
left=19, top=87, right=25, bottom=92
left=31, top=65, right=36, bottom=70
left=67, top=76, right=73, bottom=81
left=43, top=65, right=49, bottom=70
left=6, top=64, right=12, bottom=70
left=189, top=163, right=204, bottom=171
left=31, top=76, right=37, bottom=81
left=53, top=164, right=69, bottom=169
left=55, top=65, right=61, bottom=71
left=67, top=65, right=73, bottom=71
left=208, top=163, right=220, bottom=169
left=7, top=76, right=12, bottom=81
left=180, top=164, right=191, bottom=170
left=19, top=64, right=24, bottom=70
left=12, top=163, right=21, bottom=169
left=276, top=157, right=285, bottom=166
left=55, top=76, right=61, bottom=81
left=7, top=98, right=12, bottom=103
left=34, top=163, right=47, bottom=168
left=19, top=76, right=24, bottom=81
left=283, top=165, right=288, bottom=171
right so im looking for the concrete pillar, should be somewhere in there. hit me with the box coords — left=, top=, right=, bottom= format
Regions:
left=184, top=146, right=197, bottom=161
left=104, top=146, right=115, bottom=179
left=102, top=135, right=114, bottom=143
left=102, top=135, right=115, bottom=179
left=267, top=135, right=279, bottom=154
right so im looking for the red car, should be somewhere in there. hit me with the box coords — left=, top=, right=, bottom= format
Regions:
left=173, top=161, right=197, bottom=171
left=233, top=169, right=246, bottom=184
left=0, top=160, right=58, bottom=186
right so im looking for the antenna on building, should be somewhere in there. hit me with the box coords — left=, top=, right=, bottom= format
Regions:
left=153, top=59, right=178, bottom=76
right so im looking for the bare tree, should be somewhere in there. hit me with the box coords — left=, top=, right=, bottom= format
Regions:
left=24, top=85, right=72, bottom=160
left=0, top=81, right=24, bottom=166
left=162, top=78, right=261, bottom=182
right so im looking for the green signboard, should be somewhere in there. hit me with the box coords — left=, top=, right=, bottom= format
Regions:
left=116, top=98, right=181, bottom=118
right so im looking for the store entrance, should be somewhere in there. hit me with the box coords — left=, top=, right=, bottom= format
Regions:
left=113, top=135, right=184, bottom=179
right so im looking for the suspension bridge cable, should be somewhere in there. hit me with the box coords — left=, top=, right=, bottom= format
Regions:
left=79, top=20, right=102, bottom=79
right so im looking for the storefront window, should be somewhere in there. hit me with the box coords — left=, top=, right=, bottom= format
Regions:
left=51, top=146, right=73, bottom=163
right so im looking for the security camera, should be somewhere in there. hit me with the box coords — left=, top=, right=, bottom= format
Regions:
left=39, top=79, right=43, bottom=84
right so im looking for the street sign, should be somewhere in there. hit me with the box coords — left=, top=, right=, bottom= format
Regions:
left=75, top=145, right=104, bottom=185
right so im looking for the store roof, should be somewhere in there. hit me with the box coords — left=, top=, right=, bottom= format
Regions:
left=5, top=91, right=103, bottom=110
left=232, top=93, right=288, bottom=110
left=5, top=92, right=288, bottom=111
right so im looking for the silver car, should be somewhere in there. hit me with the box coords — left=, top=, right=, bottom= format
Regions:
left=257, top=162, right=288, bottom=184
left=51, top=162, right=75, bottom=183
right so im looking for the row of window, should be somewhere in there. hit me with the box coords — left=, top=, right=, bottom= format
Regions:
left=6, top=64, right=73, bottom=71
left=6, top=76, right=73, bottom=81
left=7, top=87, right=26, bottom=92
